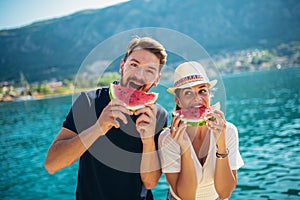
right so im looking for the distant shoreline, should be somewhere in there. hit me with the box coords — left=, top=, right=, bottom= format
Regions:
left=0, top=88, right=96, bottom=103
left=1, top=66, right=299, bottom=103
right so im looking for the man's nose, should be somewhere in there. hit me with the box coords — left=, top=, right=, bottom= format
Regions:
left=135, top=68, right=145, bottom=79
left=133, top=68, right=148, bottom=83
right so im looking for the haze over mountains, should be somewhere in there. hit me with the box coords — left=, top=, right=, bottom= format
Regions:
left=1, top=0, right=300, bottom=82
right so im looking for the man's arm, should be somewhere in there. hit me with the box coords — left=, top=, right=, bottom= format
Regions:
left=44, top=98, right=132, bottom=174
left=44, top=123, right=104, bottom=174
left=135, top=104, right=163, bottom=189
left=140, top=139, right=162, bottom=189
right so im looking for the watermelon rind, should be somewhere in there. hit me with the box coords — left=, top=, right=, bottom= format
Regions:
left=109, top=83, right=159, bottom=112
left=182, top=116, right=215, bottom=126
left=173, top=103, right=218, bottom=127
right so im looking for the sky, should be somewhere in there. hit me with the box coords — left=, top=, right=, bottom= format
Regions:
left=0, top=0, right=129, bottom=30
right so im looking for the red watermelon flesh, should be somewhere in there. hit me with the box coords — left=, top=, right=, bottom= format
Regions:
left=109, top=83, right=158, bottom=111
left=175, top=103, right=220, bottom=126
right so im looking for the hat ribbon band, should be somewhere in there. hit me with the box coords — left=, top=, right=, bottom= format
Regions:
left=174, top=75, right=204, bottom=87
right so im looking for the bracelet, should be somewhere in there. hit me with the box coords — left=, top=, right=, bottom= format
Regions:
left=216, top=148, right=229, bottom=159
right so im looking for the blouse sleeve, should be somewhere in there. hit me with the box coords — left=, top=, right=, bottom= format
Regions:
left=158, top=128, right=182, bottom=173
left=226, top=122, right=244, bottom=170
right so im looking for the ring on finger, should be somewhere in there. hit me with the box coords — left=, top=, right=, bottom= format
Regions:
left=173, top=127, right=177, bottom=131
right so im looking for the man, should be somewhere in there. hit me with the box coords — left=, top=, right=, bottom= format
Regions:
left=44, top=37, right=168, bottom=200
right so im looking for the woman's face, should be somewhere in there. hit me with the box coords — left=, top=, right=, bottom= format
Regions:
left=175, top=83, right=211, bottom=109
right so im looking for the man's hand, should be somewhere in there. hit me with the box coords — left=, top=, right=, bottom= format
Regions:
left=97, top=99, right=133, bottom=134
left=136, top=104, right=161, bottom=189
left=134, top=104, right=158, bottom=143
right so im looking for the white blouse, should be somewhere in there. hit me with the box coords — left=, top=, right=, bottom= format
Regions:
left=158, top=122, right=244, bottom=200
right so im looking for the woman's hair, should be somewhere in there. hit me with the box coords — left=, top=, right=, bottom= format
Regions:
left=123, top=37, right=167, bottom=71
left=174, top=89, right=180, bottom=110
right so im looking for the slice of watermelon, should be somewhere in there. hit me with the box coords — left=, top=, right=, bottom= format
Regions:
left=174, top=102, right=220, bottom=126
left=109, top=83, right=159, bottom=111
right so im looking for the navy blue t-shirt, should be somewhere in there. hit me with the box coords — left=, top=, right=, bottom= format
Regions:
left=63, top=87, right=168, bottom=200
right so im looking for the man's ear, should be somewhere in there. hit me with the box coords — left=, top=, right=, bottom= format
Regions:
left=119, top=60, right=125, bottom=76
left=152, top=73, right=161, bottom=86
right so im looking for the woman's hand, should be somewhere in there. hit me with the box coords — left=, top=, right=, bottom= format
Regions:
left=205, top=109, right=227, bottom=147
left=170, top=113, right=190, bottom=151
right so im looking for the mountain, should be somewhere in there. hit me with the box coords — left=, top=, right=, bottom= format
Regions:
left=1, top=0, right=300, bottom=82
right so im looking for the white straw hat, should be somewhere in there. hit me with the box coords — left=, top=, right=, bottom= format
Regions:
left=167, top=61, right=217, bottom=94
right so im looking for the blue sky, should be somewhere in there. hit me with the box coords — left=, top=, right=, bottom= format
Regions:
left=0, top=0, right=129, bottom=30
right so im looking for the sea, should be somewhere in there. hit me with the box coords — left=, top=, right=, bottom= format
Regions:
left=1, top=67, right=299, bottom=200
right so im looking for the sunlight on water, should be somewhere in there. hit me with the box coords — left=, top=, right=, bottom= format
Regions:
left=223, top=68, right=300, bottom=199
left=1, top=67, right=299, bottom=199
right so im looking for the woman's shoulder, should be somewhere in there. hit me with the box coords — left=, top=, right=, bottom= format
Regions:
left=159, top=127, right=171, bottom=140
left=158, top=127, right=176, bottom=147
left=225, top=121, right=239, bottom=139
left=226, top=121, right=237, bottom=132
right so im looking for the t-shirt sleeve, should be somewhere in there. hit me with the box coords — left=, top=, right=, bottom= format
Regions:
left=154, top=104, right=168, bottom=150
left=62, top=92, right=94, bottom=134
left=226, top=122, right=244, bottom=170
left=158, top=129, right=181, bottom=173
left=156, top=104, right=168, bottom=131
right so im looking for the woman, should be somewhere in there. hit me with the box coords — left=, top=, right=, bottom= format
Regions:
left=159, top=61, right=244, bottom=200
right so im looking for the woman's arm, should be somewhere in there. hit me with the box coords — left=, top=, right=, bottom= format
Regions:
left=207, top=110, right=238, bottom=199
left=214, top=138, right=237, bottom=199
left=165, top=146, right=198, bottom=200
left=165, top=115, right=198, bottom=200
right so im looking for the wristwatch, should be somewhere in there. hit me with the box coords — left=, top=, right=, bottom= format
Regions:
left=216, top=148, right=229, bottom=159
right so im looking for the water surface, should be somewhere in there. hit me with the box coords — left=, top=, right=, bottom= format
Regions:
left=1, top=67, right=299, bottom=199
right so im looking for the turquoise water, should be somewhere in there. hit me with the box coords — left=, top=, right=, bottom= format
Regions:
left=1, top=67, right=299, bottom=199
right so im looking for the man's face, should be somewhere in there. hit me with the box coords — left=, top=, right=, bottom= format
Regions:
left=120, top=48, right=161, bottom=92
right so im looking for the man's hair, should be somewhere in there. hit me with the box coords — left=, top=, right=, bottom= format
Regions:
left=123, top=36, right=167, bottom=71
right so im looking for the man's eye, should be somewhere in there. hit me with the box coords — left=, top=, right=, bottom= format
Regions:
left=130, top=63, right=138, bottom=67
left=146, top=70, right=154, bottom=74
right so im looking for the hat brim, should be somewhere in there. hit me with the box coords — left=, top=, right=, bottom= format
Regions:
left=167, top=79, right=217, bottom=95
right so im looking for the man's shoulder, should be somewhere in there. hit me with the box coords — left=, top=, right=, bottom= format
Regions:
left=155, top=103, right=168, bottom=120
left=156, top=103, right=167, bottom=112
left=83, top=87, right=107, bottom=99
left=75, top=87, right=109, bottom=107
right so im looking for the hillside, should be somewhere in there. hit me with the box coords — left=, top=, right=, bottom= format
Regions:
left=1, top=0, right=300, bottom=82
